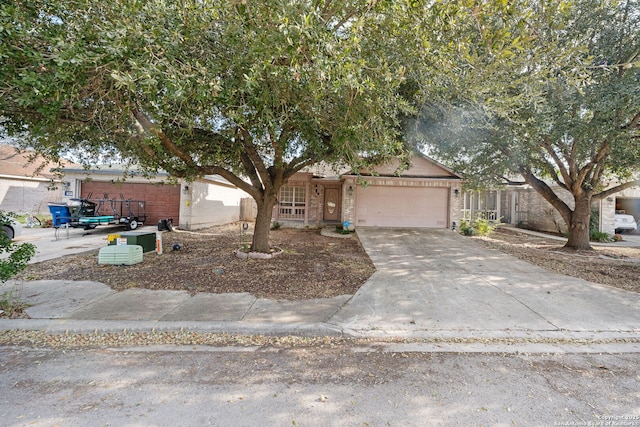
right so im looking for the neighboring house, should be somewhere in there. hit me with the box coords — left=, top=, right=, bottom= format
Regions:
left=0, top=144, right=67, bottom=214
left=272, top=155, right=463, bottom=229
left=463, top=181, right=640, bottom=235
left=462, top=186, right=573, bottom=233
left=60, top=166, right=249, bottom=230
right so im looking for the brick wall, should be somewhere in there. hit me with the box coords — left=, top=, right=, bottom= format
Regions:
left=81, top=181, right=180, bottom=226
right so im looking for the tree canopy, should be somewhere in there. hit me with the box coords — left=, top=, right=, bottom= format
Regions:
left=1, top=0, right=426, bottom=251
left=414, top=0, right=640, bottom=249
left=4, top=0, right=633, bottom=251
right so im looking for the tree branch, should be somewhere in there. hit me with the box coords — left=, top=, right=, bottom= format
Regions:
left=239, top=151, right=263, bottom=190
left=284, top=156, right=316, bottom=180
left=131, top=107, right=197, bottom=170
left=623, top=112, right=640, bottom=129
left=239, top=127, right=271, bottom=188
left=201, top=164, right=257, bottom=197
left=540, top=136, right=572, bottom=186
left=593, top=179, right=640, bottom=201
left=519, top=164, right=573, bottom=225
left=575, top=141, right=610, bottom=191
left=499, top=176, right=527, bottom=185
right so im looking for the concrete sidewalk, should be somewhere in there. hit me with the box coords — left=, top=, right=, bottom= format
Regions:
left=1, top=228, right=639, bottom=352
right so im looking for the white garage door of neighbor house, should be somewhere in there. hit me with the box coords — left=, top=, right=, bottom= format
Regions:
left=355, top=186, right=449, bottom=228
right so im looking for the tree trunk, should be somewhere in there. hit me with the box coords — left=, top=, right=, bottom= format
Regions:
left=251, top=194, right=278, bottom=253
left=564, top=194, right=593, bottom=250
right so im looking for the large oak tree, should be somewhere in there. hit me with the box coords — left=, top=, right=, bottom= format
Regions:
left=1, top=0, right=428, bottom=252
left=414, top=0, right=640, bottom=249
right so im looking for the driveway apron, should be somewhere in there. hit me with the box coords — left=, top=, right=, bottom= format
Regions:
left=329, top=228, right=640, bottom=336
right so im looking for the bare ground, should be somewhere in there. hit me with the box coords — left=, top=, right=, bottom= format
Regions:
left=472, top=227, right=640, bottom=293
left=15, top=223, right=640, bottom=304
left=19, top=224, right=376, bottom=301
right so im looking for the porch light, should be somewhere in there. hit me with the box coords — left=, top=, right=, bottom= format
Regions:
left=348, top=185, right=354, bottom=196
left=454, top=189, right=460, bottom=197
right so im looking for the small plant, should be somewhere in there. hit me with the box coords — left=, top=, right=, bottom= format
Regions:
left=1, top=210, right=36, bottom=317
left=473, top=217, right=498, bottom=235
left=459, top=220, right=475, bottom=236
left=335, top=225, right=352, bottom=235
left=1, top=211, right=36, bottom=283
left=590, top=230, right=613, bottom=243
left=459, top=215, right=500, bottom=236
left=270, top=222, right=282, bottom=230
left=0, top=285, right=29, bottom=317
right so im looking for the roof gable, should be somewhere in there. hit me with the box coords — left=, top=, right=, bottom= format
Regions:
left=349, top=154, right=462, bottom=179
left=0, top=144, right=70, bottom=179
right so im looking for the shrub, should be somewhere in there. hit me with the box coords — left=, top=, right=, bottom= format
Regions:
left=460, top=215, right=500, bottom=236
left=335, top=225, right=352, bottom=235
left=1, top=211, right=36, bottom=283
left=590, top=230, right=614, bottom=243
left=1, top=211, right=36, bottom=317
left=459, top=220, right=475, bottom=236
left=473, top=217, right=498, bottom=235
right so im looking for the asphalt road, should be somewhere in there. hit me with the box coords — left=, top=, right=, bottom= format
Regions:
left=1, top=344, right=639, bottom=427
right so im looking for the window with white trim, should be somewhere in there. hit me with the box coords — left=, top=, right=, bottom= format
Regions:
left=278, top=185, right=306, bottom=219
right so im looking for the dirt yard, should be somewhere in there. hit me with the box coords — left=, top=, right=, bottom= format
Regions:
left=18, top=224, right=640, bottom=303
left=473, top=227, right=640, bottom=293
left=20, top=224, right=376, bottom=300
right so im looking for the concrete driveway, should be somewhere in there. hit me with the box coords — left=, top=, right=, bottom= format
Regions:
left=330, top=228, right=640, bottom=338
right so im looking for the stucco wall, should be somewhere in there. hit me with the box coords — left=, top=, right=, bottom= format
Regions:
left=179, top=179, right=247, bottom=230
left=0, top=176, right=63, bottom=214
left=362, top=156, right=456, bottom=177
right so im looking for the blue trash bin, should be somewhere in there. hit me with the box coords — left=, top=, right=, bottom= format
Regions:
left=48, top=203, right=72, bottom=228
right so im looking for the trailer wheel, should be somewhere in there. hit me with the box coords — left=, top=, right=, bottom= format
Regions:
left=127, top=219, right=139, bottom=230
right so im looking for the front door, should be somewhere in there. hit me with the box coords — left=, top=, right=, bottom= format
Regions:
left=323, top=188, right=340, bottom=221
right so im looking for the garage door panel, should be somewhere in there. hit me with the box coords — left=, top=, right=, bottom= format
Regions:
left=355, top=186, right=448, bottom=228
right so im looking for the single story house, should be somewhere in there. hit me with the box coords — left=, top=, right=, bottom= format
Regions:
left=272, top=155, right=463, bottom=229
left=3, top=145, right=464, bottom=231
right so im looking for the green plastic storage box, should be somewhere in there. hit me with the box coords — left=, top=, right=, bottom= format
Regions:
left=98, top=245, right=144, bottom=265
left=108, top=232, right=156, bottom=253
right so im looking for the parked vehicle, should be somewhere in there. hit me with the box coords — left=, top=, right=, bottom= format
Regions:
left=614, top=212, right=638, bottom=233
left=1, top=217, right=23, bottom=240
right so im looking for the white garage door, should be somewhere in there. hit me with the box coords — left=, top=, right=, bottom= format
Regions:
left=355, top=186, right=449, bottom=228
